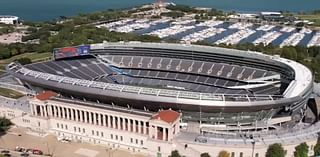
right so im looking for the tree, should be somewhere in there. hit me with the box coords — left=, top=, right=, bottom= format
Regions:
left=314, top=141, right=320, bottom=156
left=200, top=152, right=211, bottom=157
left=218, top=151, right=230, bottom=157
left=0, top=46, right=11, bottom=59
left=169, top=150, right=182, bottom=157
left=294, top=143, right=308, bottom=157
left=0, top=117, right=12, bottom=135
left=281, top=46, right=298, bottom=61
left=266, top=143, right=285, bottom=157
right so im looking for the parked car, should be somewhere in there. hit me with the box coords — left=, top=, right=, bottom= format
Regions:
left=0, top=150, right=10, bottom=154
left=20, top=152, right=29, bottom=157
left=58, top=137, right=71, bottom=143
left=15, top=146, right=26, bottom=152
left=3, top=153, right=11, bottom=157
left=25, top=149, right=33, bottom=154
left=32, top=149, right=43, bottom=155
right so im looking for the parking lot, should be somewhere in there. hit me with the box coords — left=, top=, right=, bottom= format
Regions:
left=0, top=127, right=145, bottom=157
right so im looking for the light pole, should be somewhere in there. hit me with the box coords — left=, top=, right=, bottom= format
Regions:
left=250, top=135, right=255, bottom=157
left=106, top=147, right=114, bottom=157
left=44, top=141, right=51, bottom=157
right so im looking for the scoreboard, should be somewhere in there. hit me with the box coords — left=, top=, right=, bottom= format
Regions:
left=53, top=45, right=90, bottom=60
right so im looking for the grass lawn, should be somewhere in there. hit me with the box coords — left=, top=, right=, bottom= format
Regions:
left=0, top=52, right=52, bottom=64
left=0, top=87, right=25, bottom=99
left=0, top=52, right=52, bottom=71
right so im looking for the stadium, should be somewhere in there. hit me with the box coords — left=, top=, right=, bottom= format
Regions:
left=6, top=41, right=313, bottom=132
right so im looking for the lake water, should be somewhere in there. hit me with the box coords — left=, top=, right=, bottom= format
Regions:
left=0, top=0, right=319, bottom=21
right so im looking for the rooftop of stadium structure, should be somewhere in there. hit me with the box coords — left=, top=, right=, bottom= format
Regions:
left=6, top=42, right=313, bottom=112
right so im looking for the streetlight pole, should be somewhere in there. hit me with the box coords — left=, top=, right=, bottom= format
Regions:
left=106, top=147, right=113, bottom=157
left=250, top=135, right=255, bottom=157
left=251, top=140, right=256, bottom=157
left=44, top=141, right=51, bottom=157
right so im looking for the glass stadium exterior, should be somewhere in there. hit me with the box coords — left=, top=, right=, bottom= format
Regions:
left=7, top=42, right=313, bottom=131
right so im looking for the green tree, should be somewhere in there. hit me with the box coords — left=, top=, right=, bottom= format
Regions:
left=0, top=47, right=11, bottom=59
left=266, top=143, right=285, bottom=157
left=314, top=142, right=320, bottom=156
left=169, top=150, right=182, bottom=157
left=200, top=152, right=211, bottom=157
left=294, top=142, right=308, bottom=157
left=281, top=46, right=298, bottom=61
left=0, top=117, right=12, bottom=135
left=218, top=151, right=230, bottom=157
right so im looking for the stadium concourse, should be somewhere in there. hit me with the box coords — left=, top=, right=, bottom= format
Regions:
left=1, top=41, right=319, bottom=157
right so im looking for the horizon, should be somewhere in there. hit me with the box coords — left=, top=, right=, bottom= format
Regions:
left=0, top=0, right=320, bottom=21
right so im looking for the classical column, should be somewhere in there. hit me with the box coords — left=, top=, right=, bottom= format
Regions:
left=97, top=113, right=100, bottom=125
left=84, top=111, right=88, bottom=123
left=47, top=105, right=52, bottom=117
left=78, top=110, right=82, bottom=122
left=163, top=128, right=167, bottom=141
left=122, top=118, right=126, bottom=130
left=62, top=107, right=66, bottom=119
left=43, top=105, right=48, bottom=117
left=31, top=104, right=36, bottom=116
left=142, top=121, right=147, bottom=134
left=117, top=117, right=120, bottom=129
left=66, top=108, right=70, bottom=120
left=168, top=128, right=173, bottom=142
left=112, top=116, right=116, bottom=129
left=93, top=112, right=97, bottom=125
left=102, top=114, right=106, bottom=127
left=44, top=105, right=48, bottom=117
left=107, top=115, right=111, bottom=128
left=52, top=106, right=56, bottom=117
left=128, top=119, right=132, bottom=132
left=97, top=114, right=101, bottom=126
left=58, top=106, right=61, bottom=118
left=39, top=105, right=44, bottom=117
left=33, top=104, right=37, bottom=116
left=58, top=107, right=62, bottom=118
left=175, top=124, right=180, bottom=134
left=155, top=126, right=158, bottom=140
left=71, top=109, right=74, bottom=121
left=138, top=121, right=142, bottom=134
left=48, top=106, right=51, bottom=117
left=34, top=104, right=37, bottom=116
left=126, top=119, right=129, bottom=131
left=133, top=120, right=136, bottom=133
left=89, top=112, right=92, bottom=124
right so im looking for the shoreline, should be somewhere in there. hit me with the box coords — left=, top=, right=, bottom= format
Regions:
left=1, top=2, right=320, bottom=22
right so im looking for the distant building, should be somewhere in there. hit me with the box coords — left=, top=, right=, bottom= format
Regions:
left=0, top=15, right=19, bottom=25
left=228, top=13, right=259, bottom=21
left=194, top=7, right=212, bottom=12
left=260, top=12, right=284, bottom=21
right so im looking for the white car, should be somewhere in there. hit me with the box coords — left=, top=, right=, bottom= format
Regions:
left=57, top=137, right=71, bottom=143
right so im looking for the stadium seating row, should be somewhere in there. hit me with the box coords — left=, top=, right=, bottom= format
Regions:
left=101, top=55, right=275, bottom=81
left=26, top=57, right=279, bottom=95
